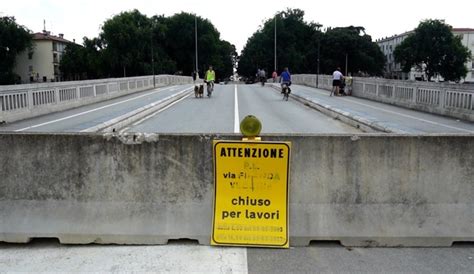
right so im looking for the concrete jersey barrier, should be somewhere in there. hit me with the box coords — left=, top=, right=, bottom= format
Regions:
left=0, top=133, right=473, bottom=246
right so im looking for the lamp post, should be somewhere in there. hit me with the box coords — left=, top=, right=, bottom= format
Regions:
left=274, top=14, right=277, bottom=72
left=316, top=38, right=320, bottom=88
left=151, top=30, right=155, bottom=88
left=195, top=15, right=199, bottom=78
left=345, top=53, right=348, bottom=76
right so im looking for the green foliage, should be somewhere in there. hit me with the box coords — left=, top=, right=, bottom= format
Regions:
left=321, top=26, right=385, bottom=75
left=100, top=10, right=152, bottom=77
left=394, top=19, right=471, bottom=81
left=161, top=12, right=236, bottom=79
left=60, top=10, right=237, bottom=80
left=237, top=9, right=384, bottom=77
left=238, top=9, right=321, bottom=77
left=0, top=16, right=32, bottom=84
left=60, top=37, right=106, bottom=80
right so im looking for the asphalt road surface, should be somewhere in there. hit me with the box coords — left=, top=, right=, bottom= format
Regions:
left=1, top=240, right=473, bottom=273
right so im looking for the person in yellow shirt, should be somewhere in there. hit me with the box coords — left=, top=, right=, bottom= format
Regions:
left=204, top=65, right=216, bottom=94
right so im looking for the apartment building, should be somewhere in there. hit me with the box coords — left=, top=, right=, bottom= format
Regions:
left=376, top=28, right=474, bottom=83
left=14, top=30, right=73, bottom=83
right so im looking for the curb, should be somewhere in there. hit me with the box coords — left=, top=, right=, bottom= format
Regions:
left=269, top=84, right=404, bottom=133
left=81, top=87, right=193, bottom=133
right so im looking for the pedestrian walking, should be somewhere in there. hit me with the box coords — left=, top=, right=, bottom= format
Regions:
left=330, top=67, right=344, bottom=96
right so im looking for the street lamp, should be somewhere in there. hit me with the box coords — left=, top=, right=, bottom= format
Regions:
left=345, top=53, right=348, bottom=76
left=274, top=14, right=277, bottom=72
left=195, top=14, right=199, bottom=78
left=316, top=38, right=320, bottom=88
left=151, top=31, right=155, bottom=88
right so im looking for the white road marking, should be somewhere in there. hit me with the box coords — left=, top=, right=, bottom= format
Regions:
left=0, top=244, right=248, bottom=273
left=131, top=93, right=191, bottom=127
left=234, top=85, right=240, bottom=133
left=306, top=86, right=474, bottom=133
left=14, top=86, right=182, bottom=132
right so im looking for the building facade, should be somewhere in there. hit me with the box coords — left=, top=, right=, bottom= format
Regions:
left=377, top=28, right=474, bottom=83
left=14, top=31, right=72, bottom=83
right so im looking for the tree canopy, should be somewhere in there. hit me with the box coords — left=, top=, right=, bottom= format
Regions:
left=320, top=26, right=385, bottom=75
left=60, top=10, right=237, bottom=81
left=394, top=19, right=471, bottom=81
left=237, top=9, right=385, bottom=78
left=0, top=16, right=32, bottom=84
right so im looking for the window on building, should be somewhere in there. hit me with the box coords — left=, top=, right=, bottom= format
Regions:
left=52, top=42, right=58, bottom=51
left=53, top=53, right=58, bottom=63
left=28, top=65, right=33, bottom=72
left=28, top=51, right=33, bottom=60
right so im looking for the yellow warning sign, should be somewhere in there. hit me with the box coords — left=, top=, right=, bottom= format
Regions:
left=212, top=140, right=291, bottom=248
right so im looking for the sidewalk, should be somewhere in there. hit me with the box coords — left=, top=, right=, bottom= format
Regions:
left=271, top=84, right=474, bottom=134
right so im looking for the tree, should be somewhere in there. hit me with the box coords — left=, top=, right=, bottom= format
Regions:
left=60, top=37, right=106, bottom=80
left=60, top=10, right=236, bottom=80
left=237, top=9, right=384, bottom=78
left=162, top=12, right=237, bottom=78
left=394, top=19, right=471, bottom=81
left=0, top=16, right=32, bottom=84
left=100, top=10, right=152, bottom=77
left=321, top=26, right=385, bottom=75
left=238, top=9, right=321, bottom=77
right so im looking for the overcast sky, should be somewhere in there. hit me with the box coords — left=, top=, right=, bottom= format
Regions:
left=2, top=0, right=473, bottom=53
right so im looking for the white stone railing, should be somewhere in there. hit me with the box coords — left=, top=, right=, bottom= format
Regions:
left=0, top=75, right=192, bottom=123
left=292, top=74, right=474, bottom=122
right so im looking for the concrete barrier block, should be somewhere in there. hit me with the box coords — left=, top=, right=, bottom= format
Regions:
left=1, top=133, right=473, bottom=246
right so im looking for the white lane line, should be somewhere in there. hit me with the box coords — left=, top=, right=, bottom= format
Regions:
left=131, top=93, right=191, bottom=127
left=234, top=85, right=240, bottom=133
left=14, top=86, right=183, bottom=132
left=303, top=86, right=474, bottom=133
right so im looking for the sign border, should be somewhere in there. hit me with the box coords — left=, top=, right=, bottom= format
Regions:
left=211, top=140, right=291, bottom=247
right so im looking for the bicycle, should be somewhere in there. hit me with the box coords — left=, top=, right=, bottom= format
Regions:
left=281, top=83, right=290, bottom=101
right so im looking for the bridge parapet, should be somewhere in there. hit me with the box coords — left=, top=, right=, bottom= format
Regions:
left=0, top=75, right=193, bottom=123
left=293, top=74, right=474, bottom=121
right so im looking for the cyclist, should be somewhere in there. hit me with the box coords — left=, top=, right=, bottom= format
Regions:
left=279, top=67, right=291, bottom=94
left=258, top=69, right=266, bottom=86
left=204, top=65, right=216, bottom=91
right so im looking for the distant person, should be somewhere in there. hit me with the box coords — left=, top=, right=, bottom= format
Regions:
left=331, top=67, right=344, bottom=96
left=345, top=73, right=353, bottom=95
left=258, top=69, right=266, bottom=86
left=279, top=67, right=291, bottom=93
left=192, top=70, right=197, bottom=82
left=272, top=71, right=277, bottom=82
left=204, top=65, right=216, bottom=90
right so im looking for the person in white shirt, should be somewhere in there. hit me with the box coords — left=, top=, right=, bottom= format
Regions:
left=331, top=67, right=344, bottom=96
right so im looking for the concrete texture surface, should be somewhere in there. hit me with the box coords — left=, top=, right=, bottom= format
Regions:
left=0, top=133, right=473, bottom=246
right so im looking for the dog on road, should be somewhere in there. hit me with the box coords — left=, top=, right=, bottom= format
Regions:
left=194, top=84, right=204, bottom=98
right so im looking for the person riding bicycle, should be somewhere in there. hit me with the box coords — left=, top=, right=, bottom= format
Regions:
left=280, top=67, right=291, bottom=94
left=204, top=65, right=216, bottom=90
left=258, top=68, right=266, bottom=84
